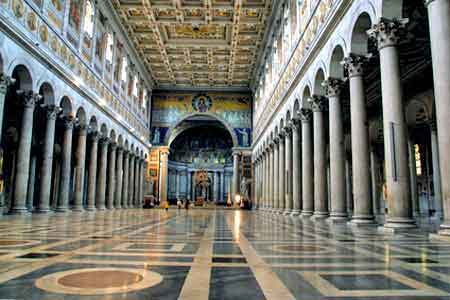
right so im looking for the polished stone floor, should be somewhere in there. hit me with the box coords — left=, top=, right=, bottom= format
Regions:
left=0, top=209, right=450, bottom=299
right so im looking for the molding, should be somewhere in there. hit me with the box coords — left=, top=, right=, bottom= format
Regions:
left=0, top=15, right=150, bottom=150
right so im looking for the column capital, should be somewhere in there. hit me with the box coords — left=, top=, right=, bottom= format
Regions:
left=61, top=116, right=75, bottom=129
left=159, top=146, right=170, bottom=155
left=41, top=104, right=61, bottom=120
left=322, top=77, right=345, bottom=97
left=284, top=122, right=293, bottom=135
left=424, top=0, right=437, bottom=7
left=273, top=136, right=280, bottom=144
left=342, top=53, right=370, bottom=78
left=109, top=142, right=118, bottom=150
left=17, top=90, right=42, bottom=108
left=309, top=95, right=327, bottom=112
left=368, top=18, right=408, bottom=50
left=99, top=136, right=110, bottom=146
left=428, top=119, right=438, bottom=131
left=299, top=108, right=313, bottom=122
left=89, top=130, right=100, bottom=142
left=0, top=74, right=16, bottom=95
left=292, top=117, right=301, bottom=130
left=117, top=146, right=124, bottom=153
left=76, top=123, right=88, bottom=135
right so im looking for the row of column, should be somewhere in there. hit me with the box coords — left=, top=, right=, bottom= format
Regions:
left=170, top=169, right=226, bottom=202
left=0, top=82, right=147, bottom=214
left=255, top=16, right=450, bottom=234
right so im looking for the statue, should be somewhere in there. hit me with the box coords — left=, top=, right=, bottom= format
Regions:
left=236, top=128, right=249, bottom=147
left=240, top=177, right=249, bottom=201
left=152, top=128, right=160, bottom=144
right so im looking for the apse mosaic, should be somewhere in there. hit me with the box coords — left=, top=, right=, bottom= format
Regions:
left=169, top=126, right=233, bottom=165
left=151, top=92, right=252, bottom=147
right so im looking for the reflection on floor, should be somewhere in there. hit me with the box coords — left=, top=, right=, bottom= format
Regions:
left=0, top=209, right=449, bottom=299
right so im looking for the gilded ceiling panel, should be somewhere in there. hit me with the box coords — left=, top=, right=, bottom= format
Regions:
left=112, top=0, right=273, bottom=88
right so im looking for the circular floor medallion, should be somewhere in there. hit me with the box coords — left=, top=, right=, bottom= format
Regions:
left=35, top=268, right=163, bottom=295
left=271, top=244, right=331, bottom=254
left=0, top=239, right=41, bottom=248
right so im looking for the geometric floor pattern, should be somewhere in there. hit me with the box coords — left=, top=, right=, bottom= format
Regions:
left=0, top=209, right=450, bottom=299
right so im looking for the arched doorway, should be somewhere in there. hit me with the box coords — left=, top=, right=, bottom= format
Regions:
left=167, top=115, right=234, bottom=205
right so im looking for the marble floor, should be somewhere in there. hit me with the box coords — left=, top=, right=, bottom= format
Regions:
left=0, top=209, right=450, bottom=299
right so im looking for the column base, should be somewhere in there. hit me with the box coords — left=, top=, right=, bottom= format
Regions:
left=301, top=211, right=313, bottom=218
left=283, top=210, right=292, bottom=216
left=430, top=223, right=450, bottom=240
left=327, top=215, right=348, bottom=224
left=8, top=207, right=30, bottom=215
left=350, top=215, right=377, bottom=227
left=330, top=212, right=348, bottom=221
left=380, top=217, right=417, bottom=233
left=72, top=205, right=84, bottom=212
left=34, top=207, right=51, bottom=214
left=312, top=212, right=329, bottom=220
left=290, top=210, right=301, bottom=217
left=277, top=209, right=285, bottom=214
left=85, top=206, right=96, bottom=212
left=54, top=207, right=69, bottom=213
left=96, top=206, right=106, bottom=211
left=115, top=206, right=122, bottom=210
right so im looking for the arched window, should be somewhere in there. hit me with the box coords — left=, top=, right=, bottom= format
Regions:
left=83, top=0, right=95, bottom=37
left=142, top=89, right=147, bottom=108
left=121, top=57, right=127, bottom=82
left=133, top=75, right=139, bottom=97
left=105, top=33, right=114, bottom=63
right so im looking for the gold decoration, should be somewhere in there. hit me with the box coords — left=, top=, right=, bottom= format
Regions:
left=39, top=24, right=48, bottom=42
left=27, top=12, right=37, bottom=31
left=12, top=0, right=25, bottom=18
left=50, top=36, right=59, bottom=52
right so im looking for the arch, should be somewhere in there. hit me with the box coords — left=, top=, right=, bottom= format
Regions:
left=89, top=116, right=98, bottom=132
left=313, top=68, right=326, bottom=95
left=12, top=65, right=32, bottom=91
left=110, top=129, right=117, bottom=143
left=165, top=113, right=239, bottom=147
left=329, top=45, right=345, bottom=79
left=301, top=85, right=312, bottom=108
left=405, top=99, right=431, bottom=127
left=100, top=123, right=108, bottom=137
left=76, top=107, right=87, bottom=126
left=60, top=96, right=73, bottom=117
left=286, top=110, right=291, bottom=123
left=293, top=98, right=300, bottom=118
left=38, top=82, right=55, bottom=106
left=350, top=12, right=373, bottom=55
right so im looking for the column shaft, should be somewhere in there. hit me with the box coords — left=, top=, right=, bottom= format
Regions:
left=431, top=124, right=443, bottom=218
left=292, top=120, right=301, bottom=216
left=122, top=151, right=129, bottom=208
left=232, top=152, right=240, bottom=201
left=278, top=135, right=286, bottom=213
left=107, top=143, right=117, bottom=209
left=128, top=155, right=135, bottom=207
left=425, top=0, right=450, bottom=234
left=56, top=117, right=74, bottom=212
left=11, top=92, right=38, bottom=214
left=36, top=105, right=58, bottom=213
left=344, top=55, right=375, bottom=224
left=325, top=80, right=347, bottom=221
left=370, top=20, right=415, bottom=229
left=86, top=132, right=99, bottom=211
left=115, top=148, right=124, bottom=209
left=73, top=125, right=87, bottom=211
left=312, top=97, right=328, bottom=218
left=301, top=109, right=314, bottom=217
left=284, top=128, right=293, bottom=214
left=96, top=138, right=109, bottom=210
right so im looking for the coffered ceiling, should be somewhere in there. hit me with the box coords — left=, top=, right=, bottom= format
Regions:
left=111, top=0, right=273, bottom=89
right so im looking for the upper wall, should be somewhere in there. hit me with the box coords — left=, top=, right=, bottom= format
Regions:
left=151, top=91, right=252, bottom=148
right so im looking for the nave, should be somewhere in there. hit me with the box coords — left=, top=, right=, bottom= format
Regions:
left=0, top=209, right=450, bottom=299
